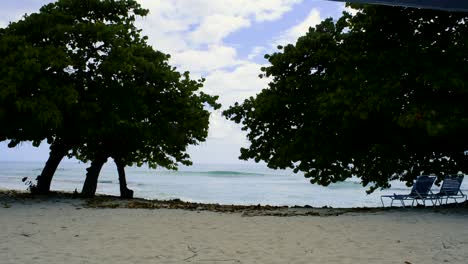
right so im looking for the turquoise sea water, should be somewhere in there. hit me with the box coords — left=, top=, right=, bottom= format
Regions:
left=0, top=161, right=466, bottom=208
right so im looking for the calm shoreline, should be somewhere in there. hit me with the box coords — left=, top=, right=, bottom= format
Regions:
left=2, top=189, right=467, bottom=217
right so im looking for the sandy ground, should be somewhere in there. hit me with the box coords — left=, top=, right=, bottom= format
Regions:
left=1, top=197, right=468, bottom=264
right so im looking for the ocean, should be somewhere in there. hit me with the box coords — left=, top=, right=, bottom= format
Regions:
left=0, top=161, right=466, bottom=208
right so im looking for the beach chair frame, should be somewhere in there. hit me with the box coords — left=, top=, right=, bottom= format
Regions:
left=380, top=175, right=436, bottom=208
left=431, top=175, right=467, bottom=206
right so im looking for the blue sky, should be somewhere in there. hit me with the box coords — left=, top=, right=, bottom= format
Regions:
left=0, top=0, right=347, bottom=164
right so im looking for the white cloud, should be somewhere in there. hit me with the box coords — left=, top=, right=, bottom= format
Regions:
left=247, top=8, right=322, bottom=68
left=275, top=8, right=322, bottom=46
left=136, top=0, right=303, bottom=54
left=195, top=61, right=271, bottom=163
left=138, top=0, right=302, bottom=23
left=204, top=62, right=269, bottom=107
left=171, top=45, right=244, bottom=74
left=207, top=111, right=244, bottom=140
left=248, top=46, right=268, bottom=60
left=189, top=15, right=251, bottom=46
left=0, top=20, right=8, bottom=28
left=134, top=0, right=307, bottom=87
left=187, top=111, right=250, bottom=164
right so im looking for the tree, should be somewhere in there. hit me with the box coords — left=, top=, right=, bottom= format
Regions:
left=0, top=0, right=219, bottom=197
left=1, top=0, right=150, bottom=194
left=0, top=6, right=79, bottom=193
left=223, top=4, right=468, bottom=192
left=75, top=44, right=219, bottom=198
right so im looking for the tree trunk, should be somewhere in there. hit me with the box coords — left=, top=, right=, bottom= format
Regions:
left=114, top=158, right=134, bottom=199
left=81, top=156, right=108, bottom=198
left=34, top=142, right=68, bottom=194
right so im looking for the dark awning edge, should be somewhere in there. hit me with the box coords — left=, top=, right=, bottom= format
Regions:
left=329, top=0, right=468, bottom=12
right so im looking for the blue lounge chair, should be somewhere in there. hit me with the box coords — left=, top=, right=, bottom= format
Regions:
left=381, top=175, right=436, bottom=207
left=431, top=175, right=466, bottom=205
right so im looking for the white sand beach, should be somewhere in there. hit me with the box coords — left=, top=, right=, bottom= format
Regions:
left=1, top=196, right=468, bottom=264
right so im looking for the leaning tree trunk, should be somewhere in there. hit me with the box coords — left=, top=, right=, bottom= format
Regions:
left=34, top=141, right=69, bottom=194
left=81, top=156, right=108, bottom=198
left=114, top=158, right=134, bottom=199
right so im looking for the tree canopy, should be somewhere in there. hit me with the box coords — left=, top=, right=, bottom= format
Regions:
left=0, top=0, right=219, bottom=197
left=223, top=4, right=468, bottom=192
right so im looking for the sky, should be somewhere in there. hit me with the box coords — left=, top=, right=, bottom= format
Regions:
left=0, top=0, right=347, bottom=164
